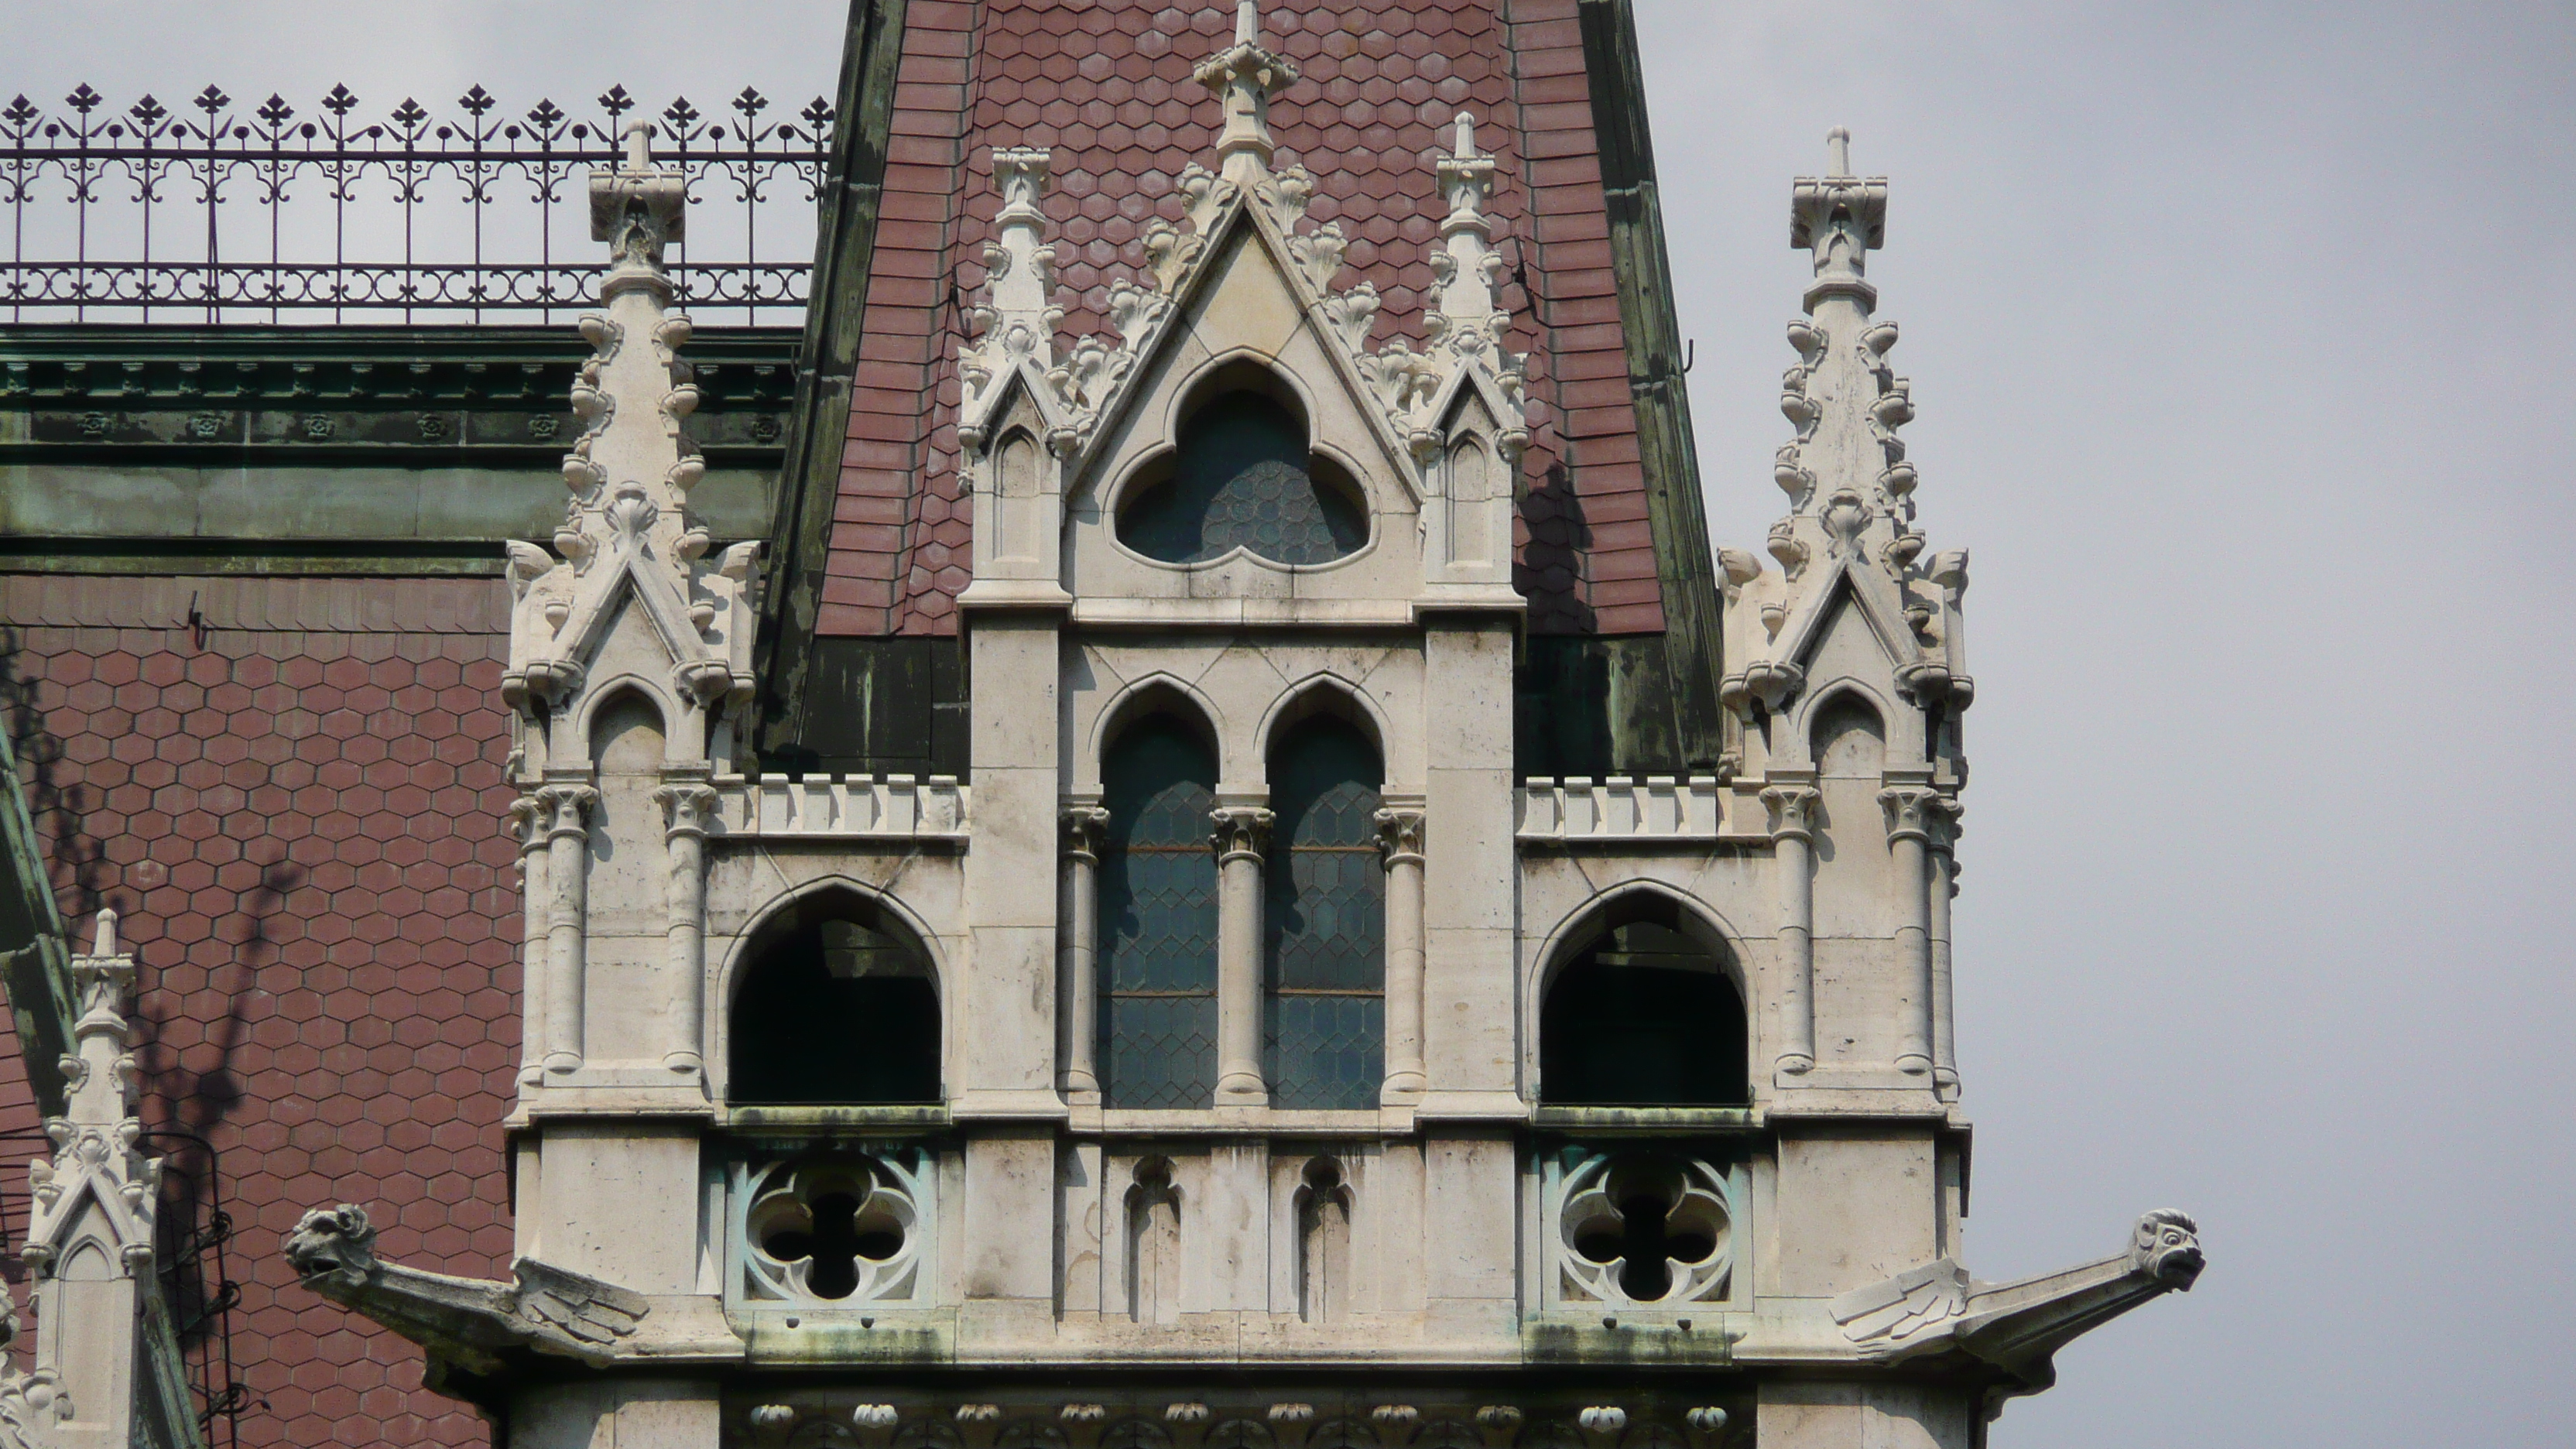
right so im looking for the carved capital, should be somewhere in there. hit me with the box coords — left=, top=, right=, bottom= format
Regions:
left=535, top=783, right=600, bottom=837
left=1682, top=1410, right=1730, bottom=1449
left=1061, top=803, right=1112, bottom=865
left=1926, top=793, right=1964, bottom=855
left=1060, top=1406, right=1109, bottom=1449
left=1164, top=1403, right=1213, bottom=1449
left=1878, top=786, right=1941, bottom=844
left=651, top=782, right=718, bottom=839
left=1268, top=1405, right=1317, bottom=1449
left=1760, top=784, right=1821, bottom=841
left=1208, top=806, right=1273, bottom=862
left=1472, top=1407, right=1523, bottom=1449
left=1369, top=1406, right=1420, bottom=1449
left=851, top=1406, right=900, bottom=1449
left=505, top=795, right=549, bottom=854
left=1373, top=806, right=1427, bottom=866
left=1575, top=1408, right=1628, bottom=1449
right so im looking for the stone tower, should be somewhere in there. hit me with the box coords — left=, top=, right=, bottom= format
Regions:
left=265, top=5, right=2203, bottom=1448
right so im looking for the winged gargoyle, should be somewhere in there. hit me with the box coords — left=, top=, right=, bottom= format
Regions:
left=1829, top=1210, right=2204, bottom=1400
left=283, top=1204, right=649, bottom=1376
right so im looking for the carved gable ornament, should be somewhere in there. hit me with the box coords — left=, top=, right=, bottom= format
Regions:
left=954, top=0, right=1528, bottom=606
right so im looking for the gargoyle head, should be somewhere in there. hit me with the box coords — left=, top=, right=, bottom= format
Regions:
left=2131, top=1209, right=2204, bottom=1290
left=283, top=1204, right=380, bottom=1290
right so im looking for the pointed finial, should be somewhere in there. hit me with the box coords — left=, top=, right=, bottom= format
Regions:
left=1194, top=0, right=1299, bottom=185
left=1453, top=112, right=1475, bottom=159
left=1828, top=126, right=1851, bottom=177
left=1236, top=0, right=1259, bottom=44
left=622, top=117, right=653, bottom=171
left=87, top=908, right=118, bottom=959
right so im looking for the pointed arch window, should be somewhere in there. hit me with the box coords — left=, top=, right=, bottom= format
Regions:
left=1098, top=714, right=1221, bottom=1108
left=1263, top=715, right=1385, bottom=1108
left=1118, top=379, right=1367, bottom=567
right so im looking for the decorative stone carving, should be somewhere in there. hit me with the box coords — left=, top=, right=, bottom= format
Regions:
left=501, top=121, right=758, bottom=740
left=9, top=910, right=158, bottom=1449
left=1830, top=1211, right=2205, bottom=1395
left=1720, top=128, right=1968, bottom=721
left=949, top=0, right=1526, bottom=527
left=1552, top=1153, right=1735, bottom=1308
left=738, top=1151, right=931, bottom=1307
left=282, top=1202, right=653, bottom=1373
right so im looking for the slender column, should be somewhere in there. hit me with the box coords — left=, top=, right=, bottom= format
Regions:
left=1762, top=783, right=1821, bottom=1076
left=1879, top=785, right=1941, bottom=1075
left=1210, top=804, right=1274, bottom=1102
left=1375, top=805, right=1427, bottom=1101
left=536, top=783, right=598, bottom=1074
left=653, top=781, right=718, bottom=1077
left=1060, top=803, right=1111, bottom=1101
left=508, top=796, right=550, bottom=1091
left=1927, top=795, right=1964, bottom=1094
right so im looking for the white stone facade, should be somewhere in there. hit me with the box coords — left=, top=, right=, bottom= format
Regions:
left=272, top=18, right=2201, bottom=1449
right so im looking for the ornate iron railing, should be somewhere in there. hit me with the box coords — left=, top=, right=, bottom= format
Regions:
left=0, top=84, right=831, bottom=325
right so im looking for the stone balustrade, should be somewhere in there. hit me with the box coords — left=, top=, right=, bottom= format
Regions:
left=714, top=773, right=972, bottom=841
left=1515, top=776, right=1729, bottom=842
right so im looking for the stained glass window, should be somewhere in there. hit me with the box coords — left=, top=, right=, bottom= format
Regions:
left=1118, top=391, right=1368, bottom=566
left=1264, top=717, right=1385, bottom=1108
left=1540, top=921, right=1749, bottom=1106
left=1098, top=716, right=1221, bottom=1108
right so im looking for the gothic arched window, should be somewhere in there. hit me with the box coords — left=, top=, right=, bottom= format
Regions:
left=1117, top=384, right=1367, bottom=566
left=730, top=899, right=940, bottom=1105
left=1098, top=714, right=1221, bottom=1108
left=1264, top=714, right=1385, bottom=1108
left=1541, top=906, right=1748, bottom=1108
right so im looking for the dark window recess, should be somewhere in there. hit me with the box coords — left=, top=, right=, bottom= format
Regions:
left=1264, top=716, right=1385, bottom=1108
left=730, top=916, right=940, bottom=1105
left=1541, top=921, right=1749, bottom=1106
left=1098, top=715, right=1221, bottom=1108
left=1118, top=391, right=1366, bottom=565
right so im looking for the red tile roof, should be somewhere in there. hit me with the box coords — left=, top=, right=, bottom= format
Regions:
left=817, top=0, right=1664, bottom=639
left=1, top=574, right=516, bottom=1449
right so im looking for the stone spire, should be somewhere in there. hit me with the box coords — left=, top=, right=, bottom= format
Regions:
left=1194, top=0, right=1297, bottom=185
left=958, top=147, right=1069, bottom=444
left=500, top=119, right=759, bottom=755
left=14, top=908, right=164, bottom=1449
left=1727, top=128, right=1970, bottom=714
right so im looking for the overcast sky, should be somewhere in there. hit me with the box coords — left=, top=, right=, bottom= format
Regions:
left=10, top=3, right=2575, bottom=1446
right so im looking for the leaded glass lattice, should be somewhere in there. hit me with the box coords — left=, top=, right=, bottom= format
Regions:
left=1098, top=717, right=1220, bottom=1108
left=1264, top=717, right=1385, bottom=1108
left=1118, top=391, right=1367, bottom=566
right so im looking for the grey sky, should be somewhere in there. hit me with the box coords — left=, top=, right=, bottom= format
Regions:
left=10, top=2, right=2574, bottom=1445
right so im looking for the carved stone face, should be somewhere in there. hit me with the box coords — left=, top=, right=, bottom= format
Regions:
left=2132, top=1210, right=2204, bottom=1290
left=282, top=1204, right=380, bottom=1290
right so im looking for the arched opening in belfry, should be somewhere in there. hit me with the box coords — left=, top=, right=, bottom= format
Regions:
left=1097, top=703, right=1221, bottom=1108
left=1263, top=707, right=1385, bottom=1108
left=1116, top=364, right=1368, bottom=566
left=1540, top=894, right=1749, bottom=1107
left=728, top=889, right=940, bottom=1105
